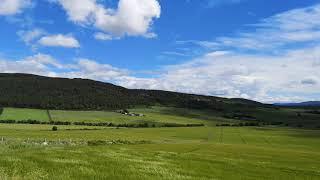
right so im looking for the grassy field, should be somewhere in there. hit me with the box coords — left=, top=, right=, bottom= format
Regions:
left=49, top=107, right=209, bottom=125
left=0, top=108, right=50, bottom=121
left=0, top=107, right=319, bottom=179
left=0, top=124, right=318, bottom=179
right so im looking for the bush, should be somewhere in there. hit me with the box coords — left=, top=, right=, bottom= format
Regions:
left=52, top=126, right=58, bottom=131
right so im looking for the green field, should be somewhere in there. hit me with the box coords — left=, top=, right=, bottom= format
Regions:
left=0, top=108, right=50, bottom=121
left=49, top=107, right=209, bottom=125
left=0, top=107, right=319, bottom=179
left=0, top=107, right=211, bottom=125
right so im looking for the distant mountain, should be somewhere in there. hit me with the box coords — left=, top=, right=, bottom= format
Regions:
left=274, top=101, right=320, bottom=107
left=0, top=73, right=263, bottom=110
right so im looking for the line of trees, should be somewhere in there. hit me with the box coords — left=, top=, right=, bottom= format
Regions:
left=0, top=73, right=263, bottom=110
left=216, top=121, right=286, bottom=127
left=0, top=119, right=204, bottom=128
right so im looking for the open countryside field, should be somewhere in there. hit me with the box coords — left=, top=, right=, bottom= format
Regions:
left=49, top=108, right=205, bottom=125
left=0, top=108, right=50, bottom=122
left=0, top=107, right=319, bottom=179
left=0, top=107, right=212, bottom=125
left=0, top=125, right=319, bottom=179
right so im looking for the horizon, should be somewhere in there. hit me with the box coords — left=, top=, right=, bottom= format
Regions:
left=1, top=72, right=318, bottom=104
left=0, top=0, right=320, bottom=103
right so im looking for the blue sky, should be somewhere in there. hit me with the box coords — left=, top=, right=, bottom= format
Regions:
left=0, top=0, right=320, bottom=103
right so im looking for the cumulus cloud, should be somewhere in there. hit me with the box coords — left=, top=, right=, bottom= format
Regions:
left=38, top=34, right=80, bottom=48
left=0, top=0, right=31, bottom=15
left=55, top=0, right=161, bottom=38
left=17, top=28, right=46, bottom=45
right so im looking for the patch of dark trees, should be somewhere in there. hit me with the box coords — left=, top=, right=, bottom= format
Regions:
left=0, top=119, right=204, bottom=128
left=223, top=113, right=257, bottom=121
left=216, top=121, right=285, bottom=127
left=0, top=73, right=264, bottom=110
left=304, top=110, right=320, bottom=115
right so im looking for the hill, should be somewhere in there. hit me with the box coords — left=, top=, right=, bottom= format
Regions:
left=275, top=101, right=320, bottom=107
left=1, top=73, right=320, bottom=128
left=0, top=73, right=263, bottom=110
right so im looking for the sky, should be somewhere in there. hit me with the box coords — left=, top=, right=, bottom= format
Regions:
left=0, top=0, right=320, bottom=103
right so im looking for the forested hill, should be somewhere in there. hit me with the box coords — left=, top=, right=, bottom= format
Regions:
left=0, top=73, right=263, bottom=110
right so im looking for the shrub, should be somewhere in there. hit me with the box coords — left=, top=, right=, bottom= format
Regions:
left=52, top=126, right=58, bottom=131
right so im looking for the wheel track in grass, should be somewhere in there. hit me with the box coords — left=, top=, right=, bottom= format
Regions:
left=262, top=136, right=272, bottom=146
left=219, top=126, right=223, bottom=143
left=47, top=110, right=53, bottom=122
left=237, top=128, right=247, bottom=144
left=261, top=132, right=273, bottom=147
left=0, top=107, right=3, bottom=117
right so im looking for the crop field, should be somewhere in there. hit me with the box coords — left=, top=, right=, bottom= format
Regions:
left=0, top=107, right=319, bottom=179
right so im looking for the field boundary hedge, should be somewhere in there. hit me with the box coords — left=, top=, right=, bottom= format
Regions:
left=0, top=119, right=204, bottom=128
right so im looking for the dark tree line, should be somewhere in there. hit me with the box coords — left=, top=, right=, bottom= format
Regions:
left=0, top=73, right=264, bottom=111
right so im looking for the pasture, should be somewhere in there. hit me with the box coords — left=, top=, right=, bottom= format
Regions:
left=0, top=107, right=319, bottom=179
left=0, top=108, right=49, bottom=121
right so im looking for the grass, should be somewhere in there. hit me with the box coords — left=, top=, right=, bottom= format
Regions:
left=0, top=125, right=319, bottom=179
left=0, top=108, right=49, bottom=121
left=49, top=107, right=208, bottom=125
left=0, top=107, right=319, bottom=179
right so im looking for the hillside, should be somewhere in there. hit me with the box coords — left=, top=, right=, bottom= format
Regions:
left=1, top=73, right=319, bottom=128
left=275, top=101, right=320, bottom=107
left=0, top=73, right=262, bottom=110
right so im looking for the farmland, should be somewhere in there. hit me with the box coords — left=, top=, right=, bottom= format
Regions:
left=0, top=107, right=319, bottom=179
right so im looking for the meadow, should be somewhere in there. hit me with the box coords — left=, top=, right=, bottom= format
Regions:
left=0, top=107, right=319, bottom=179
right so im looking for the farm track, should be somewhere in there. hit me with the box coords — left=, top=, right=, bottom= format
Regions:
left=262, top=134, right=273, bottom=147
left=47, top=110, right=52, bottom=121
left=237, top=129, right=247, bottom=144
left=219, top=126, right=223, bottom=143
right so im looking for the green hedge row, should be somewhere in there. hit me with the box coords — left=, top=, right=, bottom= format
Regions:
left=0, top=119, right=204, bottom=128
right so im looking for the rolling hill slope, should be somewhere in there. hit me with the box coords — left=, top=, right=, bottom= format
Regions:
left=0, top=73, right=262, bottom=110
left=0, top=73, right=319, bottom=128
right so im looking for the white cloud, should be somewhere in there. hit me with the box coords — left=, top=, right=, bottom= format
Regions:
left=1, top=45, right=319, bottom=103
left=94, top=32, right=114, bottom=41
left=55, top=0, right=161, bottom=38
left=118, top=46, right=320, bottom=103
left=17, top=28, right=46, bottom=45
left=116, top=4, right=320, bottom=103
left=63, top=59, right=128, bottom=81
left=193, top=4, right=320, bottom=51
left=0, top=54, right=128, bottom=82
left=0, top=53, right=62, bottom=76
left=2, top=3, right=320, bottom=103
left=38, top=34, right=80, bottom=48
left=0, top=0, right=31, bottom=15
left=24, top=53, right=64, bottom=69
